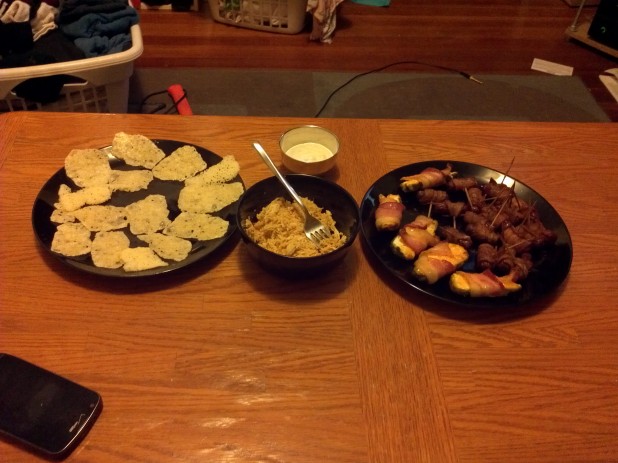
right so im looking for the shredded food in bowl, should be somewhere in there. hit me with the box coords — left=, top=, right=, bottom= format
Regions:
left=243, top=197, right=347, bottom=257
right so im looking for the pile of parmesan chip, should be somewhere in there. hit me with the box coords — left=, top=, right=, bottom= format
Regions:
left=49, top=132, right=243, bottom=272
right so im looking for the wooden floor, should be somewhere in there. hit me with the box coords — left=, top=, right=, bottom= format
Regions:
left=136, top=1, right=618, bottom=121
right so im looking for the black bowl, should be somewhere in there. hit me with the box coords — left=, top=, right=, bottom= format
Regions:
left=236, top=174, right=360, bottom=276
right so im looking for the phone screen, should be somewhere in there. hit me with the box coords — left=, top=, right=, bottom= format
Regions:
left=0, top=353, right=102, bottom=458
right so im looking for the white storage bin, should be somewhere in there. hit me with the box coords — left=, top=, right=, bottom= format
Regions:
left=208, top=0, right=308, bottom=34
left=0, top=24, right=143, bottom=113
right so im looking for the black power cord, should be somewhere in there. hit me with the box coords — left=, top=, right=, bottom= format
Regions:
left=138, top=62, right=480, bottom=116
left=139, top=88, right=190, bottom=114
left=313, top=60, right=483, bottom=118
left=139, top=90, right=167, bottom=114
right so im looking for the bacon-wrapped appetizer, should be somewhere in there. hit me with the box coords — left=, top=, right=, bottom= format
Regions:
left=476, top=242, right=498, bottom=270
left=412, top=242, right=469, bottom=284
left=501, top=222, right=533, bottom=254
left=416, top=189, right=448, bottom=205
left=375, top=194, right=405, bottom=231
left=446, top=176, right=478, bottom=191
left=400, top=164, right=453, bottom=192
left=406, top=214, right=438, bottom=234
left=482, top=178, right=513, bottom=201
left=521, top=214, right=558, bottom=248
left=465, top=222, right=500, bottom=245
left=431, top=200, right=467, bottom=218
left=464, top=187, right=485, bottom=212
left=437, top=225, right=473, bottom=250
left=494, top=248, right=533, bottom=279
left=449, top=269, right=522, bottom=297
left=391, top=215, right=439, bottom=260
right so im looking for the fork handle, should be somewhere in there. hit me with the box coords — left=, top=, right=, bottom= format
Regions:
left=253, top=142, right=309, bottom=214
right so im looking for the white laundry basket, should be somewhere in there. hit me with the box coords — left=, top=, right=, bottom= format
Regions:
left=0, top=24, right=143, bottom=113
left=208, top=0, right=308, bottom=34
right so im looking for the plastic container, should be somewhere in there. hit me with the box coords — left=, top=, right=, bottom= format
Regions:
left=280, top=125, right=339, bottom=175
left=0, top=24, right=143, bottom=113
left=208, top=0, right=308, bottom=34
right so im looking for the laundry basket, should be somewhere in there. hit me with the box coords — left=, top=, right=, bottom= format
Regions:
left=0, top=24, right=143, bottom=113
left=208, top=0, right=308, bottom=34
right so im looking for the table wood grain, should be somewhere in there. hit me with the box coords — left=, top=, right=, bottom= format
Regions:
left=1, top=112, right=616, bottom=463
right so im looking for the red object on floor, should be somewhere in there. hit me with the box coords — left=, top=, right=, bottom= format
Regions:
left=167, top=84, right=193, bottom=115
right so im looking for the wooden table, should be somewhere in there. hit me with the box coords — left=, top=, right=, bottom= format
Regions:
left=1, top=112, right=617, bottom=463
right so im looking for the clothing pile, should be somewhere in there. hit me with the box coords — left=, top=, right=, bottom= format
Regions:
left=59, top=0, right=139, bottom=57
left=307, top=0, right=343, bottom=43
left=1, top=0, right=138, bottom=103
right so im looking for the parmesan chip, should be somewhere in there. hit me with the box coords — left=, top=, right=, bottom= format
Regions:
left=112, top=132, right=165, bottom=169
left=64, top=148, right=112, bottom=187
left=178, top=182, right=244, bottom=214
left=152, top=145, right=207, bottom=181
left=58, top=184, right=112, bottom=212
left=91, top=231, right=130, bottom=268
left=164, top=212, right=228, bottom=241
left=58, top=184, right=71, bottom=197
left=51, top=222, right=92, bottom=256
left=108, top=169, right=154, bottom=192
left=125, top=194, right=171, bottom=235
left=185, top=155, right=239, bottom=186
left=73, top=205, right=128, bottom=232
left=138, top=232, right=192, bottom=262
left=121, top=247, right=169, bottom=272
left=50, top=208, right=76, bottom=224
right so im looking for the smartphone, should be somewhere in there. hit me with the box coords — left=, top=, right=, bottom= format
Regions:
left=0, top=353, right=102, bottom=459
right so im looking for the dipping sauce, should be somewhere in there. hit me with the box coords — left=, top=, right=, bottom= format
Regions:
left=285, top=142, right=334, bottom=163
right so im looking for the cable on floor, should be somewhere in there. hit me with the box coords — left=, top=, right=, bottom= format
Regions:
left=139, top=87, right=190, bottom=115
left=313, top=60, right=483, bottom=118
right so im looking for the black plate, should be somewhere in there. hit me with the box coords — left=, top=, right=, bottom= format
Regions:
left=360, top=161, right=573, bottom=308
left=32, top=140, right=243, bottom=277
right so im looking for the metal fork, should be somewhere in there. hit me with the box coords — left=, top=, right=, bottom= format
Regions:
left=252, top=142, right=331, bottom=245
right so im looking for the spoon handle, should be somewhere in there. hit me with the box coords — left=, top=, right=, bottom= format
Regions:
left=252, top=142, right=307, bottom=211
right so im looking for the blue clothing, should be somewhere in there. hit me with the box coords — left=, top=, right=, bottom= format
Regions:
left=59, top=3, right=138, bottom=57
left=75, top=33, right=132, bottom=58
